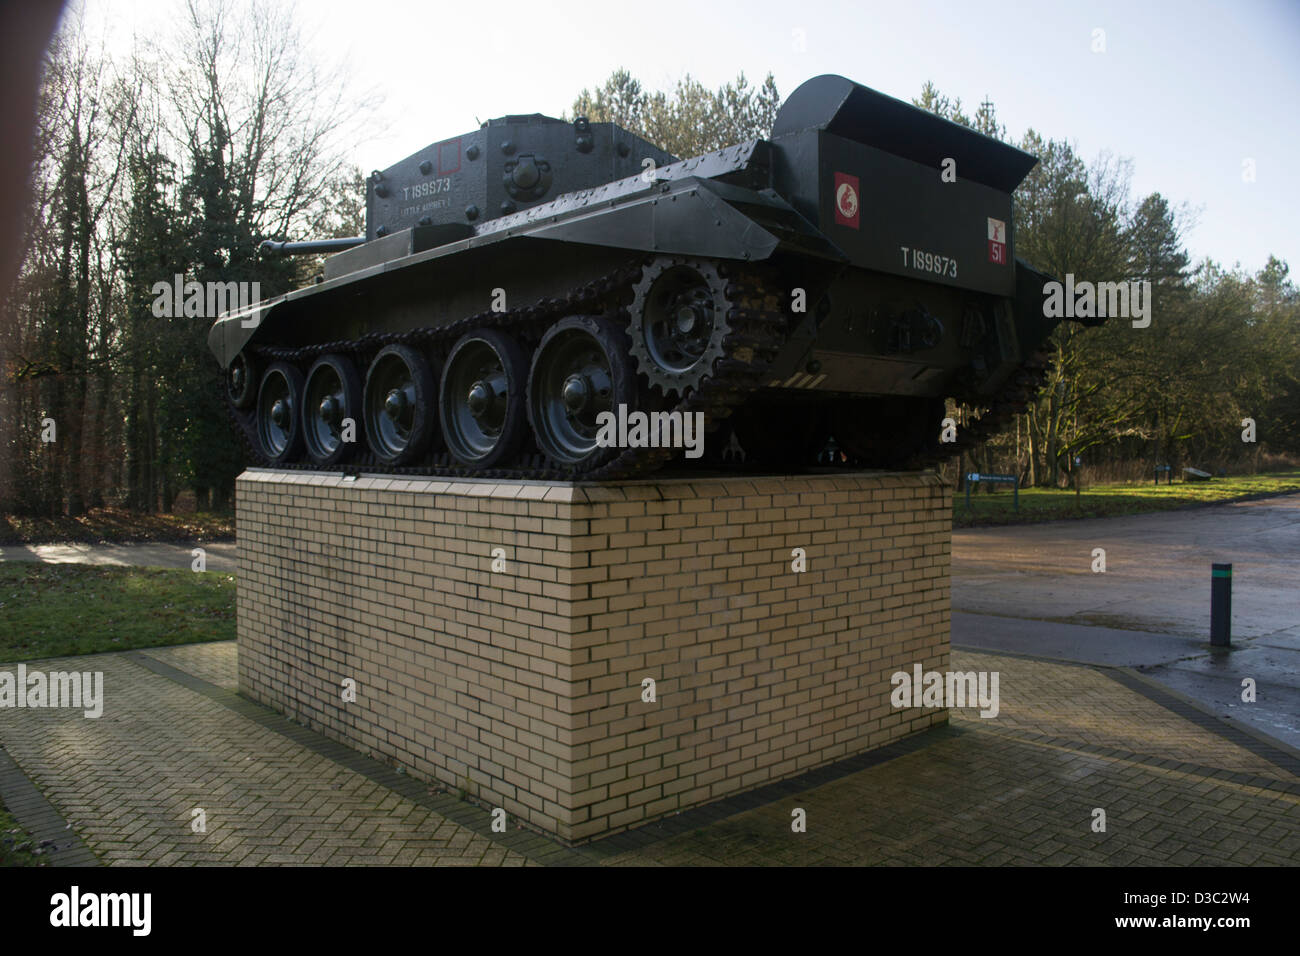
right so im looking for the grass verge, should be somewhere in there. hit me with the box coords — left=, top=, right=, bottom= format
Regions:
left=0, top=563, right=235, bottom=662
left=954, top=471, right=1300, bottom=527
left=0, top=506, right=233, bottom=546
left=0, top=801, right=47, bottom=867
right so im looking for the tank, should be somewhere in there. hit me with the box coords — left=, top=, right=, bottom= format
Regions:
left=208, top=74, right=1105, bottom=480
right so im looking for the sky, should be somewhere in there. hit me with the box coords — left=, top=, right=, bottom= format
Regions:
left=78, top=0, right=1299, bottom=276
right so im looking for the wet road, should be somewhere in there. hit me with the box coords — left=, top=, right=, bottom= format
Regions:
left=954, top=493, right=1300, bottom=749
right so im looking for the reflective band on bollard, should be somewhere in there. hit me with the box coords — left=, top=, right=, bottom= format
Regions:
left=1211, top=563, right=1232, bottom=647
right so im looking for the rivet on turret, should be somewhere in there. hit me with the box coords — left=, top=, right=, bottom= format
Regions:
left=617, top=142, right=630, bottom=157
left=501, top=141, right=515, bottom=156
left=419, top=159, right=433, bottom=175
left=500, top=200, right=516, bottom=214
left=418, top=216, right=433, bottom=226
left=466, top=145, right=480, bottom=161
left=465, top=205, right=480, bottom=221
left=376, top=225, right=389, bottom=237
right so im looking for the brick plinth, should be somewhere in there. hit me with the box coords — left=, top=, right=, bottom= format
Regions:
left=236, top=470, right=951, bottom=843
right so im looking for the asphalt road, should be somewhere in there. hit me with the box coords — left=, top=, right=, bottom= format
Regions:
left=954, top=493, right=1300, bottom=749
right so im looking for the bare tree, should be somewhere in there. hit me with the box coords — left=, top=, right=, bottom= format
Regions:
left=3, top=13, right=138, bottom=514
left=165, top=0, right=361, bottom=242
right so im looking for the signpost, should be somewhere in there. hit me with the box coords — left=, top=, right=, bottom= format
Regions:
left=965, top=472, right=1019, bottom=512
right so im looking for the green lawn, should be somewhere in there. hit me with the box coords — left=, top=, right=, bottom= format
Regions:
left=0, top=564, right=236, bottom=662
left=954, top=470, right=1300, bottom=527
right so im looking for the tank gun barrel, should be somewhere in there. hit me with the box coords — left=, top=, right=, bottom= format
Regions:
left=260, top=237, right=365, bottom=256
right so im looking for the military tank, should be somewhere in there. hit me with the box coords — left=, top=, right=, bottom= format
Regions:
left=209, top=74, right=1102, bottom=480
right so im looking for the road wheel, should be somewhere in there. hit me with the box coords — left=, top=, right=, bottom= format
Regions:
left=364, top=344, right=438, bottom=465
left=228, top=351, right=259, bottom=409
left=256, top=361, right=306, bottom=466
left=440, top=329, right=529, bottom=468
left=527, top=315, right=636, bottom=471
left=303, top=354, right=363, bottom=466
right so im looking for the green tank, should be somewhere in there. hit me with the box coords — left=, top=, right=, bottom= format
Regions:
left=209, top=74, right=1102, bottom=479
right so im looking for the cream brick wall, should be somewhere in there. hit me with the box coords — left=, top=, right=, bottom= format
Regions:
left=237, top=470, right=951, bottom=843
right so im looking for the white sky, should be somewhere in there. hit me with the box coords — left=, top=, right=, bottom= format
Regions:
left=75, top=0, right=1300, bottom=276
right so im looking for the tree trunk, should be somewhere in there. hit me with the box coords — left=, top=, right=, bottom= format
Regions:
left=65, top=377, right=88, bottom=516
left=1026, top=412, right=1038, bottom=487
left=144, top=388, right=158, bottom=513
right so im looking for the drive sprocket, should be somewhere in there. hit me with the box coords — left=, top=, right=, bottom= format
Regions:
left=626, top=256, right=732, bottom=398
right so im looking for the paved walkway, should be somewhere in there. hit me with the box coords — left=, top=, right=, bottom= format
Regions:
left=0, top=541, right=236, bottom=572
left=2, top=641, right=1296, bottom=866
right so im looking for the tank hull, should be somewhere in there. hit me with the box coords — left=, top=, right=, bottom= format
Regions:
left=211, top=76, right=1099, bottom=478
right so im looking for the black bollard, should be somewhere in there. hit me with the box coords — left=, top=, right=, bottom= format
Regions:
left=1210, top=563, right=1232, bottom=647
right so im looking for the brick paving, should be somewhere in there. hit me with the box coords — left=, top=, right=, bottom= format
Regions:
left=142, top=641, right=238, bottom=691
left=0, top=649, right=535, bottom=866
left=1, top=642, right=1296, bottom=866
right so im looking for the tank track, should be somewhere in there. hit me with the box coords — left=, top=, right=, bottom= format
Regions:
left=900, top=349, right=1053, bottom=471
left=228, top=256, right=1054, bottom=480
left=228, top=256, right=792, bottom=481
